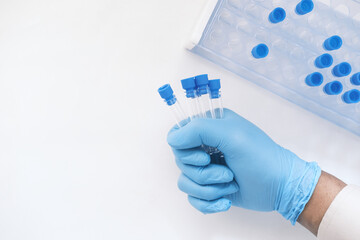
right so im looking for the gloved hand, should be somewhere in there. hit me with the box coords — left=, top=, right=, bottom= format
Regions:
left=167, top=109, right=321, bottom=224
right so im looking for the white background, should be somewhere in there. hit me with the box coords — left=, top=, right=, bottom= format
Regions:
left=0, top=0, right=360, bottom=239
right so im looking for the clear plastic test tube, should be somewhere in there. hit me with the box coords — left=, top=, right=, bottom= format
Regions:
left=209, top=79, right=224, bottom=119
left=195, top=74, right=214, bottom=119
left=208, top=79, right=226, bottom=165
left=158, top=84, right=189, bottom=128
left=181, top=77, right=201, bottom=120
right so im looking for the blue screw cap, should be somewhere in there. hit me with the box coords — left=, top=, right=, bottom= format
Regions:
left=351, top=73, right=360, bottom=86
left=315, top=54, right=333, bottom=69
left=209, top=79, right=221, bottom=91
left=306, top=72, right=323, bottom=87
left=324, top=81, right=343, bottom=95
left=323, top=36, right=343, bottom=51
left=195, top=74, right=209, bottom=87
left=181, top=77, right=197, bottom=98
left=343, top=89, right=360, bottom=104
left=181, top=77, right=196, bottom=90
left=252, top=44, right=269, bottom=59
left=209, top=79, right=221, bottom=99
left=158, top=84, right=176, bottom=105
left=296, top=0, right=314, bottom=15
left=269, top=7, right=286, bottom=23
left=195, top=74, right=209, bottom=96
left=332, top=62, right=352, bottom=77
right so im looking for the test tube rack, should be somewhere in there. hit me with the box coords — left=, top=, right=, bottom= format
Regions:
left=188, top=0, right=360, bottom=136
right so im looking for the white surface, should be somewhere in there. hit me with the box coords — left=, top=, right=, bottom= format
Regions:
left=0, top=1, right=359, bottom=240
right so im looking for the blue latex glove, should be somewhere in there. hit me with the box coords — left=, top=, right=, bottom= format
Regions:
left=167, top=109, right=321, bottom=224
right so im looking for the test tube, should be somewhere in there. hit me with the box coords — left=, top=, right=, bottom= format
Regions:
left=195, top=74, right=214, bottom=119
left=158, top=84, right=189, bottom=128
left=181, top=77, right=201, bottom=120
left=208, top=79, right=226, bottom=165
left=209, top=79, right=224, bottom=119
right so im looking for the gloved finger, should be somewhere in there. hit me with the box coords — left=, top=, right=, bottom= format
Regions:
left=188, top=196, right=232, bottom=214
left=172, top=148, right=210, bottom=166
left=177, top=174, right=239, bottom=201
left=167, top=109, right=241, bottom=150
left=176, top=159, right=234, bottom=185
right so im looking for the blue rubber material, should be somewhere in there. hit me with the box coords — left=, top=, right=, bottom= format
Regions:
left=158, top=84, right=176, bottom=105
left=269, top=7, right=286, bottom=23
left=332, top=62, right=352, bottom=77
left=315, top=54, right=333, bottom=68
left=343, top=89, right=360, bottom=104
left=324, top=81, right=343, bottom=95
left=252, top=44, right=269, bottom=59
left=305, top=72, right=323, bottom=87
left=323, top=36, right=343, bottom=51
left=351, top=73, right=360, bottom=86
left=296, top=0, right=314, bottom=15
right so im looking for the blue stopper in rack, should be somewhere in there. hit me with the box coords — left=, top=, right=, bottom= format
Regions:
left=323, top=36, right=343, bottom=51
left=252, top=44, right=269, bottom=59
left=332, top=62, right=352, bottom=77
left=269, top=8, right=286, bottom=24
left=315, top=54, right=333, bottom=68
left=351, top=73, right=360, bottom=86
left=181, top=77, right=197, bottom=98
left=296, top=0, right=314, bottom=15
left=306, top=72, right=323, bottom=87
left=324, top=81, right=343, bottom=95
left=195, top=74, right=209, bottom=96
left=209, top=79, right=221, bottom=98
left=343, top=89, right=360, bottom=104
left=158, top=84, right=176, bottom=105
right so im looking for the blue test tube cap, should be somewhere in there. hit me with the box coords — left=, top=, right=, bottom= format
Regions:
left=181, top=77, right=196, bottom=90
left=195, top=74, right=209, bottom=87
left=209, top=79, right=221, bottom=98
left=351, top=73, right=360, bottom=86
left=181, top=77, right=197, bottom=98
left=323, top=36, right=343, bottom=51
left=269, top=7, right=286, bottom=23
left=305, top=72, right=323, bottom=87
left=324, top=81, right=343, bottom=95
left=296, top=0, right=314, bottom=15
left=158, top=84, right=176, bottom=105
left=315, top=54, right=333, bottom=69
left=195, top=74, right=209, bottom=96
left=252, top=44, right=269, bottom=59
left=343, top=89, right=360, bottom=104
left=332, top=62, right=352, bottom=77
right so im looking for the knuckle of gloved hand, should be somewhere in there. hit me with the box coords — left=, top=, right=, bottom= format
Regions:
left=201, top=187, right=219, bottom=201
left=194, top=167, right=209, bottom=185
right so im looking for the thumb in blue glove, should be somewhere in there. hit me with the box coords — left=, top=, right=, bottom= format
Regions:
left=167, top=109, right=321, bottom=225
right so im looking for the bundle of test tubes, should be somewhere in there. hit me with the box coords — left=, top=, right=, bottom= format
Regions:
left=158, top=74, right=226, bottom=165
left=188, top=0, right=360, bottom=136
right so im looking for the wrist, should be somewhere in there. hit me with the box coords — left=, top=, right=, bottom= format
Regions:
left=297, top=171, right=346, bottom=236
left=276, top=149, right=322, bottom=225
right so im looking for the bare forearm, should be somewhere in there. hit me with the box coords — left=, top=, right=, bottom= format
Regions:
left=297, top=171, right=347, bottom=236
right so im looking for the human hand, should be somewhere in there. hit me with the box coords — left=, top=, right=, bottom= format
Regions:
left=167, top=109, right=321, bottom=224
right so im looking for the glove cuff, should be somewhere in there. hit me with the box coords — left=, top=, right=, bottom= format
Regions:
left=277, top=151, right=322, bottom=225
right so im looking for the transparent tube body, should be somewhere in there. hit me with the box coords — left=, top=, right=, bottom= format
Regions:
left=198, top=91, right=214, bottom=118
left=169, top=99, right=189, bottom=128
left=211, top=97, right=224, bottom=119
left=209, top=91, right=225, bottom=165
left=185, top=90, right=202, bottom=120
